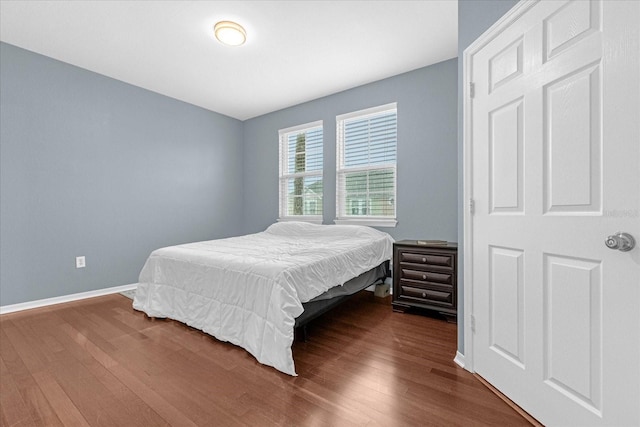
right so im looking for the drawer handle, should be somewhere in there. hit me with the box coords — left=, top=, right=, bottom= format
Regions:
left=422, top=274, right=427, bottom=280
left=422, top=292, right=427, bottom=298
left=421, top=257, right=426, bottom=262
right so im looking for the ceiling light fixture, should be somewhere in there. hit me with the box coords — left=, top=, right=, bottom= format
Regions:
left=214, top=21, right=247, bottom=47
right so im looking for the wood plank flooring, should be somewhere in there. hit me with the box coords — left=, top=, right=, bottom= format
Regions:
left=0, top=291, right=531, bottom=426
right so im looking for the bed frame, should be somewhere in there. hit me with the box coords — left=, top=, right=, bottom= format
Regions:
left=294, top=260, right=390, bottom=341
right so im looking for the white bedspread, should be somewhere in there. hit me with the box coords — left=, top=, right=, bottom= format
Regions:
left=132, top=222, right=393, bottom=375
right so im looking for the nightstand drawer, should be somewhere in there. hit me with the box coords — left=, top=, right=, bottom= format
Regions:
left=401, top=268, right=453, bottom=285
left=399, top=285, right=454, bottom=307
left=399, top=251, right=454, bottom=269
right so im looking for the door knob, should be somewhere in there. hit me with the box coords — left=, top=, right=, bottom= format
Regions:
left=605, top=232, right=635, bottom=252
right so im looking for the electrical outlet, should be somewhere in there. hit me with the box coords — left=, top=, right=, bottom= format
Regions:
left=76, top=256, right=86, bottom=269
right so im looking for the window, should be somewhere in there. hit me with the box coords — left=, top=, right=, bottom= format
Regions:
left=278, top=121, right=323, bottom=223
left=336, top=103, right=397, bottom=227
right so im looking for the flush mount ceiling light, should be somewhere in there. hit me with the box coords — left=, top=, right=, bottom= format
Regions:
left=214, top=21, right=247, bottom=46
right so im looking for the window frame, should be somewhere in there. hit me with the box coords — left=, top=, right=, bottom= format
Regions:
left=278, top=120, right=324, bottom=224
left=335, top=103, right=398, bottom=227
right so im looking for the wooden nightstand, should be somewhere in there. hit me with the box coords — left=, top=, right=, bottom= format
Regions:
left=392, top=240, right=458, bottom=322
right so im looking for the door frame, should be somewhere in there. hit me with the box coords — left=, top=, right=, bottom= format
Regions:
left=461, top=0, right=538, bottom=373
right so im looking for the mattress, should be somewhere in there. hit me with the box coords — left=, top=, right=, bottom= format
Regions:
left=132, top=221, right=394, bottom=375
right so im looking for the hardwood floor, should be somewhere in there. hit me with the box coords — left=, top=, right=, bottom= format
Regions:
left=1, top=291, right=531, bottom=426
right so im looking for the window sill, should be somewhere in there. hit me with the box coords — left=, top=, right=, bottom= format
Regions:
left=277, top=217, right=323, bottom=225
left=333, top=218, right=397, bottom=228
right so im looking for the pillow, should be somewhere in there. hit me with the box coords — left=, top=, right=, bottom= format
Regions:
left=264, top=221, right=391, bottom=240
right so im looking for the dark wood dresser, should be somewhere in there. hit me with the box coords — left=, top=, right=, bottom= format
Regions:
left=392, top=240, right=458, bottom=322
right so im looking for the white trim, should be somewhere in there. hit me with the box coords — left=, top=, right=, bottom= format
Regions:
left=333, top=218, right=397, bottom=228
left=336, top=163, right=396, bottom=175
left=462, top=39, right=476, bottom=374
left=277, top=216, right=323, bottom=225
left=461, top=0, right=539, bottom=374
left=278, top=120, right=323, bottom=136
left=336, top=102, right=397, bottom=122
left=281, top=170, right=323, bottom=180
left=454, top=351, right=466, bottom=369
left=0, top=283, right=138, bottom=315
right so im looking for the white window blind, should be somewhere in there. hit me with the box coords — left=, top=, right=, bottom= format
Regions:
left=336, top=103, right=397, bottom=227
left=278, top=121, right=323, bottom=223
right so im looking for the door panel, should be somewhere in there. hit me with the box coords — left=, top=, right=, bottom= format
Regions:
left=544, top=62, right=601, bottom=213
left=489, top=246, right=525, bottom=368
left=489, top=98, right=524, bottom=213
left=543, top=0, right=600, bottom=60
left=543, top=254, right=602, bottom=414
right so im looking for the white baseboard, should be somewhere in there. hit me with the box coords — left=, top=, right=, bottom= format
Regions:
left=454, top=351, right=466, bottom=369
left=0, top=283, right=138, bottom=315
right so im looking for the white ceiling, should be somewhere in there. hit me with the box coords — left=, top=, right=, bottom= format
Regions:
left=0, top=1, right=458, bottom=121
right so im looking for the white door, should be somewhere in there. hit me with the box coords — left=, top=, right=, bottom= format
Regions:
left=467, top=0, right=639, bottom=425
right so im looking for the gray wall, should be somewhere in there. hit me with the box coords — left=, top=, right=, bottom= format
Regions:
left=457, top=0, right=520, bottom=352
left=243, top=58, right=458, bottom=243
left=0, top=42, right=244, bottom=306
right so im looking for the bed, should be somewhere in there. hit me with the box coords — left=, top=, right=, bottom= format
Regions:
left=132, top=221, right=394, bottom=375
